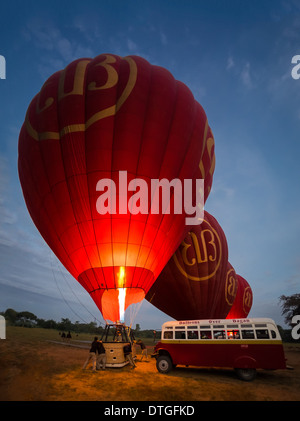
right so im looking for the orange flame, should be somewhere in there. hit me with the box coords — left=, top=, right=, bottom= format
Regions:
left=117, top=267, right=126, bottom=321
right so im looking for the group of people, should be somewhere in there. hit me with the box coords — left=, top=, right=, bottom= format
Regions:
left=82, top=337, right=148, bottom=372
left=60, top=331, right=72, bottom=343
left=82, top=337, right=107, bottom=372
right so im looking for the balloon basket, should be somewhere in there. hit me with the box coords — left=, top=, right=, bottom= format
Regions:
left=100, top=323, right=136, bottom=368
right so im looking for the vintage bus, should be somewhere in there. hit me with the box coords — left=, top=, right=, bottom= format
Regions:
left=152, top=318, right=287, bottom=381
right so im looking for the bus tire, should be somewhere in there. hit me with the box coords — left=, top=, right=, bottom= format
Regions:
left=156, top=355, right=172, bottom=374
left=235, top=368, right=257, bottom=381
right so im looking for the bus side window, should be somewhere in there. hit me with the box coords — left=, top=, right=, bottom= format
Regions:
left=188, top=330, right=199, bottom=339
left=175, top=331, right=186, bottom=339
left=213, top=330, right=226, bottom=339
left=164, top=331, right=173, bottom=339
left=270, top=330, right=277, bottom=339
left=227, top=330, right=240, bottom=339
left=200, top=330, right=212, bottom=339
left=256, top=329, right=269, bottom=339
left=241, top=329, right=255, bottom=339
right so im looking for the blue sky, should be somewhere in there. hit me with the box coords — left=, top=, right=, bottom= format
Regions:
left=0, top=0, right=299, bottom=329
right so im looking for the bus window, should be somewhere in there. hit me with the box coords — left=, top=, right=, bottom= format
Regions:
left=175, top=330, right=186, bottom=339
left=200, top=330, right=212, bottom=339
left=227, top=330, right=240, bottom=339
left=163, top=331, right=173, bottom=339
left=214, top=330, right=226, bottom=339
left=270, top=330, right=277, bottom=339
left=187, top=330, right=199, bottom=339
left=256, top=329, right=269, bottom=339
left=187, top=326, right=198, bottom=339
left=241, top=329, right=255, bottom=339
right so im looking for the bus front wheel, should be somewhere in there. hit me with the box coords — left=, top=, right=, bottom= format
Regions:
left=235, top=368, right=257, bottom=381
left=156, top=355, right=172, bottom=374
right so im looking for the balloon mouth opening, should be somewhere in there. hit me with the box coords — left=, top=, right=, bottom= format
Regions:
left=101, top=287, right=145, bottom=323
left=78, top=266, right=154, bottom=323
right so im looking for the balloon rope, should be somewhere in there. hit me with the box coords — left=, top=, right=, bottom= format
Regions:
left=50, top=251, right=105, bottom=326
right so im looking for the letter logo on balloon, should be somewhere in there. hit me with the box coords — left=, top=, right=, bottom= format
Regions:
left=225, top=264, right=238, bottom=306
left=173, top=221, right=221, bottom=281
left=243, top=286, right=253, bottom=314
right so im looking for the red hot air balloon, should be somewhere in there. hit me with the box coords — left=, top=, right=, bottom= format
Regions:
left=146, top=211, right=234, bottom=320
left=199, top=125, right=215, bottom=203
left=226, top=274, right=253, bottom=319
left=18, top=53, right=215, bottom=323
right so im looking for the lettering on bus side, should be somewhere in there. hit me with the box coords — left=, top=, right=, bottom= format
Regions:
left=232, top=319, right=250, bottom=323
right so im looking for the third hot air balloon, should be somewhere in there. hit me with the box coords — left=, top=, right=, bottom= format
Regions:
left=226, top=274, right=253, bottom=319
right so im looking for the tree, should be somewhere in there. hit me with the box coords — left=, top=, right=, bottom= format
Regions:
left=37, top=318, right=57, bottom=329
left=4, top=308, right=18, bottom=324
left=17, top=311, right=37, bottom=327
left=58, top=318, right=73, bottom=332
left=279, top=293, right=300, bottom=326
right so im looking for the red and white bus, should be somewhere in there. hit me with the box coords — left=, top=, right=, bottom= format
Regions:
left=152, top=318, right=287, bottom=381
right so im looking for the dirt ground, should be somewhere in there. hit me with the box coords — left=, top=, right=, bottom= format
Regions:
left=0, top=327, right=300, bottom=402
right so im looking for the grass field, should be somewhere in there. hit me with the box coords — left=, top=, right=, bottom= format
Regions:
left=0, top=326, right=300, bottom=401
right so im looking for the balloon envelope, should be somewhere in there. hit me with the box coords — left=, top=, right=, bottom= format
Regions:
left=18, top=53, right=215, bottom=322
left=226, top=274, right=253, bottom=319
left=146, top=211, right=234, bottom=320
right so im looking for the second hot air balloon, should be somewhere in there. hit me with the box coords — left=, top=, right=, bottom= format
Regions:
left=146, top=211, right=235, bottom=320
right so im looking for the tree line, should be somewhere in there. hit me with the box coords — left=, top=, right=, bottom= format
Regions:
left=0, top=308, right=157, bottom=338
left=1, top=308, right=104, bottom=334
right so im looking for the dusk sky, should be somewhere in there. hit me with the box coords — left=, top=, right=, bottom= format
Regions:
left=0, top=0, right=299, bottom=330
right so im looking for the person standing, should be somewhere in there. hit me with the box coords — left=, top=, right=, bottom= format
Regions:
left=123, top=342, right=136, bottom=369
left=97, top=340, right=106, bottom=370
left=83, top=337, right=105, bottom=372
left=137, top=339, right=148, bottom=361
